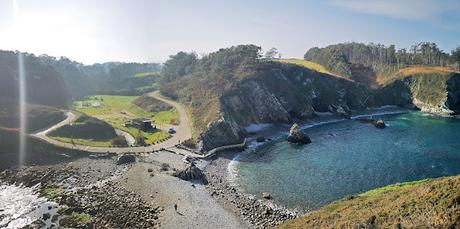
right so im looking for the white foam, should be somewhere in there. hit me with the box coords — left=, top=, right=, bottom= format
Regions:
left=0, top=183, right=56, bottom=229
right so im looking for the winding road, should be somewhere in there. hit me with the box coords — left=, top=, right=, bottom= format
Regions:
left=32, top=91, right=194, bottom=154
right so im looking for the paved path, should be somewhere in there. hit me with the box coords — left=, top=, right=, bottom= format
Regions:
left=32, top=91, right=195, bottom=155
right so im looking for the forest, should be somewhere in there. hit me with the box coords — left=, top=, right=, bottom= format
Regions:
left=304, top=42, right=460, bottom=79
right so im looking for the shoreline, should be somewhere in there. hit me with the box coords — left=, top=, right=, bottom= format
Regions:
left=203, top=106, right=412, bottom=228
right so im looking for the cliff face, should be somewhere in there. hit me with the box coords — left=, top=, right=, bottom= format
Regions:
left=199, top=63, right=371, bottom=151
left=373, top=73, right=460, bottom=115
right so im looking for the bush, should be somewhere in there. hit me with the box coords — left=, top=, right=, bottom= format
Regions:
left=111, top=136, right=128, bottom=147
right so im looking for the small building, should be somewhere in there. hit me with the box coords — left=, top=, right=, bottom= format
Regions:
left=125, top=119, right=155, bottom=131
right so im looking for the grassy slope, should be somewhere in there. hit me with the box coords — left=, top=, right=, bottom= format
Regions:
left=0, top=97, right=66, bottom=132
left=377, top=65, right=459, bottom=86
left=73, top=95, right=175, bottom=145
left=0, top=127, right=86, bottom=170
left=278, top=176, right=460, bottom=228
left=48, top=113, right=117, bottom=147
left=274, top=59, right=339, bottom=77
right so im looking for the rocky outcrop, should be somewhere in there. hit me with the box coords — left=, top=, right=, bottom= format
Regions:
left=174, top=164, right=208, bottom=184
left=373, top=73, right=460, bottom=115
left=199, top=116, right=246, bottom=152
left=116, top=155, right=136, bottom=165
left=287, top=123, right=311, bottom=144
left=372, top=119, right=386, bottom=129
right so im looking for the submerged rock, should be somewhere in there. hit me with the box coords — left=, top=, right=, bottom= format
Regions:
left=287, top=123, right=311, bottom=144
left=261, top=192, right=271, bottom=199
left=373, top=119, right=386, bottom=129
left=256, top=136, right=266, bottom=142
left=116, top=155, right=136, bottom=165
left=174, top=164, right=208, bottom=184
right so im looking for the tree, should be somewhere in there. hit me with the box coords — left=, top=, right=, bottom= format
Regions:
left=264, top=47, right=281, bottom=59
left=161, top=51, right=197, bottom=83
left=452, top=46, right=460, bottom=70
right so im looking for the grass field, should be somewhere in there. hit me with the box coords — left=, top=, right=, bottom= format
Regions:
left=73, top=95, right=178, bottom=145
left=274, top=59, right=339, bottom=76
left=52, top=136, right=113, bottom=147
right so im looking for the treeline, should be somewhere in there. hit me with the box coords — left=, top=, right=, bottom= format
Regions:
left=304, top=42, right=460, bottom=78
left=160, top=45, right=261, bottom=88
left=39, top=55, right=161, bottom=98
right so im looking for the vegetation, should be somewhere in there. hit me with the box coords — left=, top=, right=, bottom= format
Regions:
left=304, top=42, right=460, bottom=87
left=0, top=51, right=69, bottom=107
left=60, top=212, right=92, bottom=228
left=111, top=135, right=128, bottom=147
left=161, top=52, right=197, bottom=84
left=41, top=185, right=64, bottom=200
left=278, top=176, right=460, bottom=228
left=73, top=95, right=171, bottom=145
left=132, top=95, right=173, bottom=113
left=153, top=109, right=179, bottom=125
left=0, top=97, right=66, bottom=132
left=0, top=127, right=86, bottom=170
left=49, top=114, right=117, bottom=140
left=39, top=55, right=161, bottom=97
left=160, top=45, right=262, bottom=137
left=274, top=59, right=338, bottom=76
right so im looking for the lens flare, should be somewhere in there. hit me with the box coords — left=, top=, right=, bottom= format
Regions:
left=18, top=52, right=27, bottom=167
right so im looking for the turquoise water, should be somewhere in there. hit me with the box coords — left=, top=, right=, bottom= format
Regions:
left=236, top=112, right=460, bottom=211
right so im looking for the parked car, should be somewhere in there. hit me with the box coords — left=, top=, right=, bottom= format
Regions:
left=168, top=128, right=176, bottom=134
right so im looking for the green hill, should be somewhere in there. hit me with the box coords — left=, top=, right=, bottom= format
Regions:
left=277, top=176, right=460, bottom=228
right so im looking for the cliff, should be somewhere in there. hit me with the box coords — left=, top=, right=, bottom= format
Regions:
left=162, top=46, right=370, bottom=151
left=373, top=72, right=460, bottom=115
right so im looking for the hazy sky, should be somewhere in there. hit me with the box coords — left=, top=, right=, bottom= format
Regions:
left=0, top=0, right=459, bottom=64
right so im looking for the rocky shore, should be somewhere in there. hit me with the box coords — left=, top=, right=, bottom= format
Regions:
left=0, top=157, right=162, bottom=228
left=204, top=155, right=298, bottom=229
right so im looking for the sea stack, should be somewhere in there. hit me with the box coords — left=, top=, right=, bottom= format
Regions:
left=287, top=123, right=312, bottom=144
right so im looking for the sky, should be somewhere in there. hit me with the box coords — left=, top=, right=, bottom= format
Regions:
left=0, top=0, right=459, bottom=64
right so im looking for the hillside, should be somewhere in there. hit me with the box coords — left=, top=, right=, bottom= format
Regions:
left=0, top=51, right=69, bottom=107
left=0, top=127, right=85, bottom=170
left=39, top=56, right=161, bottom=98
left=159, top=44, right=460, bottom=151
left=373, top=72, right=460, bottom=115
left=277, top=176, right=460, bottom=228
left=273, top=59, right=339, bottom=77
left=304, top=42, right=458, bottom=88
left=161, top=45, right=371, bottom=151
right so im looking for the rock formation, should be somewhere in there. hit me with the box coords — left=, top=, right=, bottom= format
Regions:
left=116, top=155, right=136, bottom=165
left=174, top=164, right=208, bottom=184
left=287, top=123, right=311, bottom=144
left=372, top=119, right=386, bottom=129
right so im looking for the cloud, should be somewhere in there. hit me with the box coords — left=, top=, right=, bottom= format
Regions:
left=329, top=0, right=460, bottom=20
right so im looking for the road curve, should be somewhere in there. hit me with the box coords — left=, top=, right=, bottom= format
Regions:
left=32, top=91, right=193, bottom=154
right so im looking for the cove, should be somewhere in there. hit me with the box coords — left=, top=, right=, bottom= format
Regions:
left=236, top=112, right=460, bottom=211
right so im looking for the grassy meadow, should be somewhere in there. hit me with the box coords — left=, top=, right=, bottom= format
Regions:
left=72, top=95, right=178, bottom=145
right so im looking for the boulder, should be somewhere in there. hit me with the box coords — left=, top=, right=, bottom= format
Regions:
left=116, top=155, right=136, bottom=165
left=372, top=119, right=386, bottom=129
left=287, top=123, right=311, bottom=144
left=261, top=192, right=271, bottom=199
left=174, top=164, right=208, bottom=184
